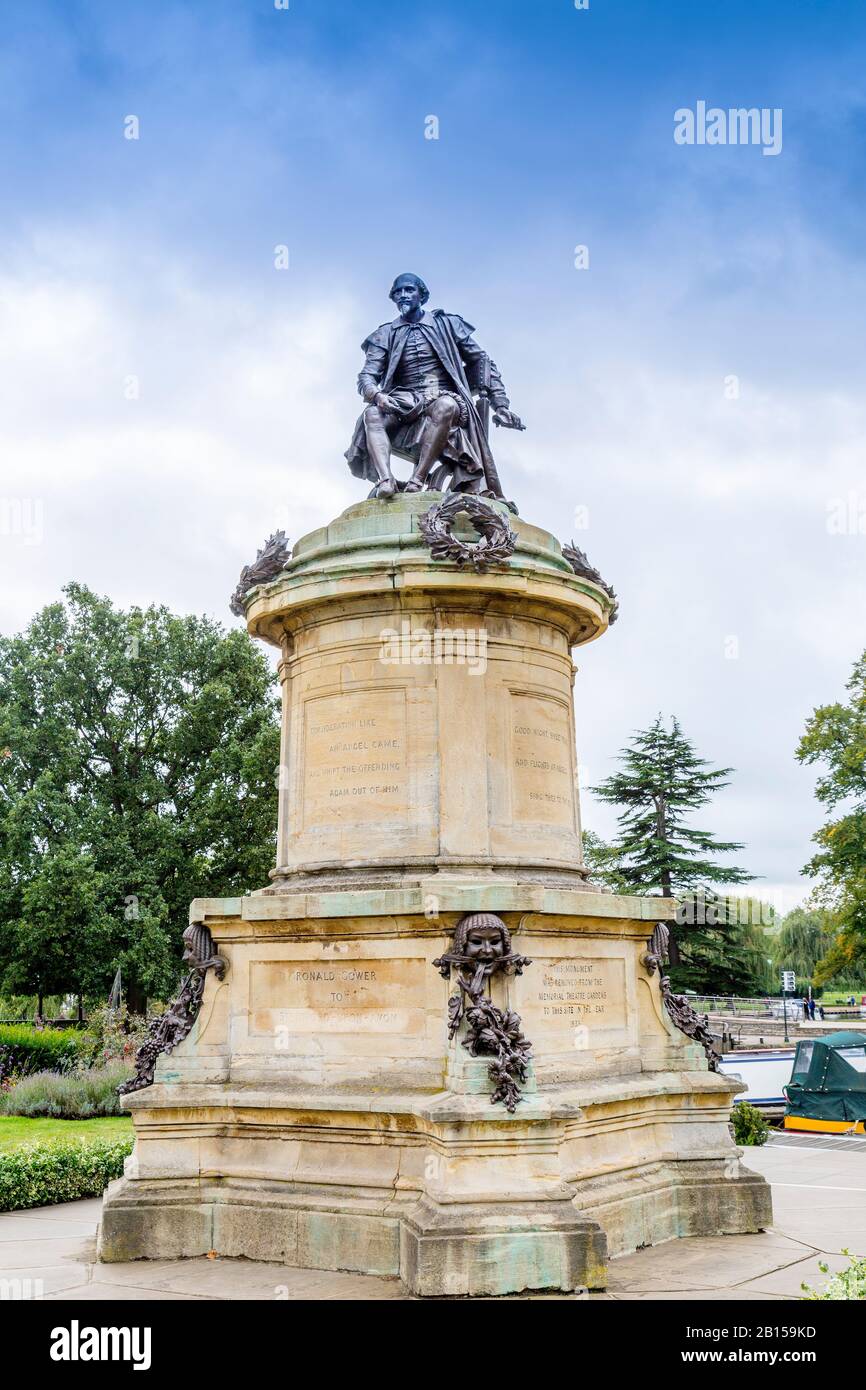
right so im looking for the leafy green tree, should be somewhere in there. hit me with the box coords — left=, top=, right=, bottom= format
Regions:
left=580, top=829, right=632, bottom=892
left=771, top=907, right=830, bottom=992
left=590, top=715, right=752, bottom=981
left=0, top=848, right=103, bottom=1017
left=0, top=583, right=280, bottom=1009
left=797, top=651, right=866, bottom=978
left=671, top=894, right=774, bottom=995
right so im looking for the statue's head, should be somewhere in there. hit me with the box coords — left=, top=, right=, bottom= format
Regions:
left=182, top=923, right=210, bottom=968
left=452, top=912, right=511, bottom=964
left=389, top=273, right=429, bottom=318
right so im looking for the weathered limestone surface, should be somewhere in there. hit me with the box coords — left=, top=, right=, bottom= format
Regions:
left=99, top=496, right=771, bottom=1295
left=249, top=494, right=605, bottom=888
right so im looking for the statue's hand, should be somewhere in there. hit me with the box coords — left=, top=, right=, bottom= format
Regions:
left=375, top=392, right=400, bottom=413
left=493, top=407, right=525, bottom=431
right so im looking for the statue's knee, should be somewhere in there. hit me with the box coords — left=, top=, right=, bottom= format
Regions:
left=433, top=396, right=459, bottom=423
left=363, top=405, right=383, bottom=426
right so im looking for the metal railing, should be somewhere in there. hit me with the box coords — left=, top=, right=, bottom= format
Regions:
left=690, top=995, right=866, bottom=1021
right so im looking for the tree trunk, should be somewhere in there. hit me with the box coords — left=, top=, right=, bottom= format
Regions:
left=657, top=798, right=680, bottom=966
left=667, top=925, right=681, bottom=967
left=126, top=981, right=148, bottom=1017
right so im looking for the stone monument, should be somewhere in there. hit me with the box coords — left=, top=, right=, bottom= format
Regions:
left=98, top=277, right=771, bottom=1296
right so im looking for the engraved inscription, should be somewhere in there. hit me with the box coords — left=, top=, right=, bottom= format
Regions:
left=511, top=694, right=576, bottom=828
left=529, top=957, right=626, bottom=1031
left=248, top=957, right=426, bottom=1036
left=303, top=689, right=408, bottom=827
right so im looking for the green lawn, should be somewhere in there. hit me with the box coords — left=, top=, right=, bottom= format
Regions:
left=0, top=1116, right=133, bottom=1153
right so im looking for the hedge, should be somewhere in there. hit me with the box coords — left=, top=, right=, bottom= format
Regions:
left=0, top=1136, right=133, bottom=1211
left=0, top=1025, right=82, bottom=1083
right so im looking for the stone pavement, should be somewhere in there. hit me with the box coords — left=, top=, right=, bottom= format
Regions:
left=1, top=1138, right=863, bottom=1300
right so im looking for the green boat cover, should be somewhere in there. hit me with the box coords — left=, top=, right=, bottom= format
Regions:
left=784, top=1031, right=866, bottom=1123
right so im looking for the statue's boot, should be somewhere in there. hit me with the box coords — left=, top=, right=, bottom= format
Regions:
left=363, top=405, right=397, bottom=499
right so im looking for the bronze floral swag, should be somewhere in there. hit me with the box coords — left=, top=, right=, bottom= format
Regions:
left=433, top=912, right=533, bottom=1112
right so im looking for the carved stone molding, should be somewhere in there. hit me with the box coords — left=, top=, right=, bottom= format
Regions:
left=419, top=494, right=517, bottom=573
left=432, top=911, right=533, bottom=1111
left=118, top=924, right=227, bottom=1096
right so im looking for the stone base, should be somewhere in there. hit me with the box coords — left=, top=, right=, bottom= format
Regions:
left=97, top=1180, right=607, bottom=1297
left=98, top=1169, right=769, bottom=1298
left=98, top=883, right=773, bottom=1297
left=98, top=1073, right=772, bottom=1297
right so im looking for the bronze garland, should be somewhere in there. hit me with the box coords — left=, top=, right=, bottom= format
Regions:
left=419, top=494, right=517, bottom=573
left=433, top=912, right=533, bottom=1112
left=119, top=924, right=227, bottom=1096
left=643, top=922, right=720, bottom=1070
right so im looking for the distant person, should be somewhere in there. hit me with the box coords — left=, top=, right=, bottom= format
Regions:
left=818, top=1004, right=825, bottom=1021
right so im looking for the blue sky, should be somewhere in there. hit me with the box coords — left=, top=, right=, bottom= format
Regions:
left=2, top=0, right=865, bottom=910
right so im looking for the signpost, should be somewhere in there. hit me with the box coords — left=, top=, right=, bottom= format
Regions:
left=781, top=969, right=796, bottom=1043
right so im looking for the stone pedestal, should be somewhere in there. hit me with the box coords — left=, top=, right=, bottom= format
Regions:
left=98, top=494, right=771, bottom=1295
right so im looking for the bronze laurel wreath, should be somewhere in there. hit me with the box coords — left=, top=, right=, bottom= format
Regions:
left=229, top=530, right=292, bottom=617
left=419, top=494, right=517, bottom=573
left=561, top=540, right=619, bottom=625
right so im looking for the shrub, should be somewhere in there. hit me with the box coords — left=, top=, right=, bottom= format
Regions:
left=0, top=1061, right=132, bottom=1119
left=75, top=1004, right=154, bottom=1069
left=0, top=1025, right=82, bottom=1084
left=0, top=1135, right=133, bottom=1212
left=802, top=1250, right=866, bottom=1300
left=731, top=1100, right=770, bottom=1146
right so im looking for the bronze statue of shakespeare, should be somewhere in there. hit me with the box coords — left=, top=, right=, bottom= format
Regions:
left=345, top=273, right=525, bottom=500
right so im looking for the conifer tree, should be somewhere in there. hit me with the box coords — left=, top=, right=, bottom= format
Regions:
left=590, top=715, right=752, bottom=976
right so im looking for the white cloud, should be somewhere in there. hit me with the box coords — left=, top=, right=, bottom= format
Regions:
left=1, top=226, right=862, bottom=905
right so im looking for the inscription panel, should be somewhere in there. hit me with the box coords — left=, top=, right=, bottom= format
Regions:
left=302, top=688, right=408, bottom=829
left=523, top=957, right=627, bottom=1035
left=248, top=957, right=426, bottom=1036
left=510, top=693, right=576, bottom=828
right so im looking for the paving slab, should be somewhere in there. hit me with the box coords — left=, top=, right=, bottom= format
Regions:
left=606, top=1232, right=811, bottom=1295
left=42, top=1282, right=205, bottom=1301
left=610, top=1289, right=790, bottom=1301
left=0, top=1237, right=96, bottom=1270
left=0, top=1263, right=92, bottom=1295
left=737, top=1250, right=852, bottom=1299
left=0, top=1139, right=863, bottom=1299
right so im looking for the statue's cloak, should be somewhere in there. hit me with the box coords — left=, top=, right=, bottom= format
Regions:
left=344, top=309, right=498, bottom=492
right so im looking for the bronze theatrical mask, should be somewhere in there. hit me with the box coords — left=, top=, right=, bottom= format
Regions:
left=433, top=912, right=533, bottom=1112
left=345, top=273, right=525, bottom=500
